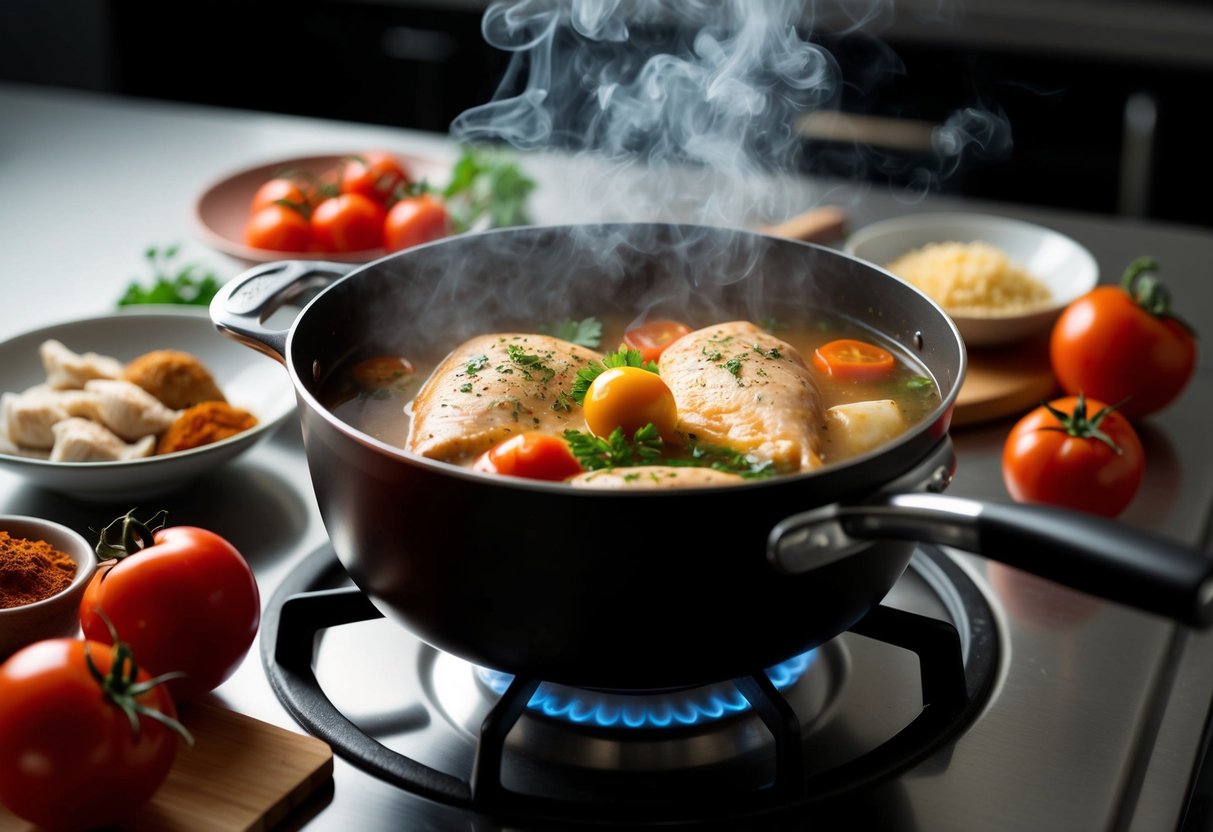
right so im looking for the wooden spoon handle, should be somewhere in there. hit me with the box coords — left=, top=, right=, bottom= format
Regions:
left=757, top=205, right=848, bottom=243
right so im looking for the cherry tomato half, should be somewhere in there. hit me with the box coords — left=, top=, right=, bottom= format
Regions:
left=311, top=192, right=386, bottom=253
left=243, top=202, right=311, bottom=252
left=384, top=194, right=451, bottom=253
left=79, top=514, right=261, bottom=702
left=1050, top=257, right=1197, bottom=420
left=583, top=366, right=678, bottom=441
left=622, top=319, right=692, bottom=364
left=812, top=338, right=895, bottom=380
left=1002, top=394, right=1145, bottom=518
left=340, top=151, right=411, bottom=205
left=0, top=639, right=181, bottom=831
left=473, top=432, right=583, bottom=481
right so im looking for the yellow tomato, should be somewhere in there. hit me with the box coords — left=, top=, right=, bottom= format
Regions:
left=583, top=366, right=678, bottom=440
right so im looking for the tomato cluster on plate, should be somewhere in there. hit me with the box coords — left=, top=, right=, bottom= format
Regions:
left=243, top=150, right=451, bottom=255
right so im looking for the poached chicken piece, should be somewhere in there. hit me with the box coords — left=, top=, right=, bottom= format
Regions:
left=407, top=333, right=603, bottom=464
left=568, top=466, right=746, bottom=489
left=659, top=321, right=823, bottom=473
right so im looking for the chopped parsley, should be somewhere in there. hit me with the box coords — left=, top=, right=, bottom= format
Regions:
left=465, top=354, right=489, bottom=375
left=506, top=343, right=556, bottom=382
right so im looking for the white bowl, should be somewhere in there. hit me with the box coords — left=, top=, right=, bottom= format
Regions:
left=0, top=515, right=96, bottom=660
left=845, top=212, right=1099, bottom=347
left=0, top=307, right=295, bottom=502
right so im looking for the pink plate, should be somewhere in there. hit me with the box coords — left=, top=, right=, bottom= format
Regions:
left=192, top=152, right=451, bottom=264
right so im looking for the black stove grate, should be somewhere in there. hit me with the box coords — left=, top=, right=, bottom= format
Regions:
left=261, top=543, right=997, bottom=827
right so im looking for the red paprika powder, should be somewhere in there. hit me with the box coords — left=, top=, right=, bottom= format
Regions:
left=0, top=531, right=77, bottom=608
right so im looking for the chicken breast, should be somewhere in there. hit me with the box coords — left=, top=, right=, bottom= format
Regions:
left=39, top=339, right=125, bottom=390
left=80, top=379, right=179, bottom=441
left=568, top=466, right=746, bottom=489
left=407, top=333, right=603, bottom=464
left=49, top=417, right=157, bottom=462
left=659, top=321, right=822, bottom=472
left=1, top=388, right=70, bottom=449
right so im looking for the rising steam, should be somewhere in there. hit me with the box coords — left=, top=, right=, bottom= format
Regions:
left=450, top=0, right=1012, bottom=228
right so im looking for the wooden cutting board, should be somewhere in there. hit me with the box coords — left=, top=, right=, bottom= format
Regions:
left=953, top=333, right=1058, bottom=427
left=0, top=702, right=333, bottom=832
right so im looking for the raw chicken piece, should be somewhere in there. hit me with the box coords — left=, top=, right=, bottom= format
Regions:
left=39, top=339, right=125, bottom=390
left=659, top=321, right=823, bottom=473
left=408, top=334, right=603, bottom=464
left=568, top=466, right=746, bottom=489
left=822, top=400, right=907, bottom=462
left=48, top=417, right=156, bottom=462
left=1, top=388, right=70, bottom=449
left=81, top=379, right=179, bottom=441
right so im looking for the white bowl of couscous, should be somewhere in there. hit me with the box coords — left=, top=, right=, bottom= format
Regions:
left=845, top=212, right=1099, bottom=347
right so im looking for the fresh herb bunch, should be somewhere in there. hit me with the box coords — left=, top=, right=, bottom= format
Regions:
left=442, top=144, right=537, bottom=233
left=562, top=423, right=776, bottom=479
left=563, top=424, right=664, bottom=470
left=117, top=244, right=222, bottom=307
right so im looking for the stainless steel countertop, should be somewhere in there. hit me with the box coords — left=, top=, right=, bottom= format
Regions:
left=2, top=80, right=1212, bottom=830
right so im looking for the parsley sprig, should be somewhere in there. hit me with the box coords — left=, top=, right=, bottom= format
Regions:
left=571, top=349, right=659, bottom=405
left=562, top=424, right=776, bottom=479
left=117, top=244, right=222, bottom=307
left=442, top=144, right=536, bottom=232
left=544, top=317, right=603, bottom=349
left=563, top=424, right=664, bottom=470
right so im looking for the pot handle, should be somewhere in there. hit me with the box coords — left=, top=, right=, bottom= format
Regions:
left=209, top=260, right=356, bottom=362
left=769, top=493, right=1213, bottom=628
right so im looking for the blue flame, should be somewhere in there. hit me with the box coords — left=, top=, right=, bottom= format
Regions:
left=477, top=650, right=816, bottom=730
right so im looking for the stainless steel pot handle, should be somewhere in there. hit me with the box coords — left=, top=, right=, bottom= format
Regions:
left=769, top=494, right=1213, bottom=628
left=209, top=260, right=356, bottom=362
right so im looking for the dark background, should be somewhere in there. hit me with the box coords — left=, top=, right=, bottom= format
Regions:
left=2, top=0, right=1210, bottom=230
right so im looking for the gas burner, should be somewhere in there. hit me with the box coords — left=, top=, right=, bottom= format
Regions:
left=261, top=543, right=999, bottom=827
left=473, top=649, right=817, bottom=730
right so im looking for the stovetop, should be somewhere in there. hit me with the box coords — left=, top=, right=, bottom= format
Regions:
left=256, top=368, right=1213, bottom=832
left=262, top=542, right=997, bottom=829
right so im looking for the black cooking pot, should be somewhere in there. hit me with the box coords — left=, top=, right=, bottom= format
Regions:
left=212, top=223, right=1213, bottom=691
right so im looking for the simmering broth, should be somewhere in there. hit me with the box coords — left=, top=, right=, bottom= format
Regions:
left=318, top=309, right=940, bottom=476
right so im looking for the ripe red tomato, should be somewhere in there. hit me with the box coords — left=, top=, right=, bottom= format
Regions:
left=473, top=433, right=584, bottom=481
left=311, top=192, right=386, bottom=252
left=0, top=638, right=183, bottom=831
left=1002, top=394, right=1145, bottom=518
left=340, top=151, right=410, bottom=204
left=622, top=319, right=692, bottom=363
left=383, top=194, right=451, bottom=252
left=79, top=513, right=260, bottom=702
left=812, top=338, right=895, bottom=380
left=243, top=202, right=311, bottom=252
left=1050, top=257, right=1197, bottom=420
left=249, top=175, right=312, bottom=214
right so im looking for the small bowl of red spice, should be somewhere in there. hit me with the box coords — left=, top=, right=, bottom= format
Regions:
left=0, top=516, right=96, bottom=660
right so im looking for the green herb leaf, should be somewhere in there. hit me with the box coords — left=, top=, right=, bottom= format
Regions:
left=442, top=144, right=536, bottom=233
left=563, top=423, right=664, bottom=470
left=117, top=244, right=223, bottom=307
left=544, top=317, right=604, bottom=349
